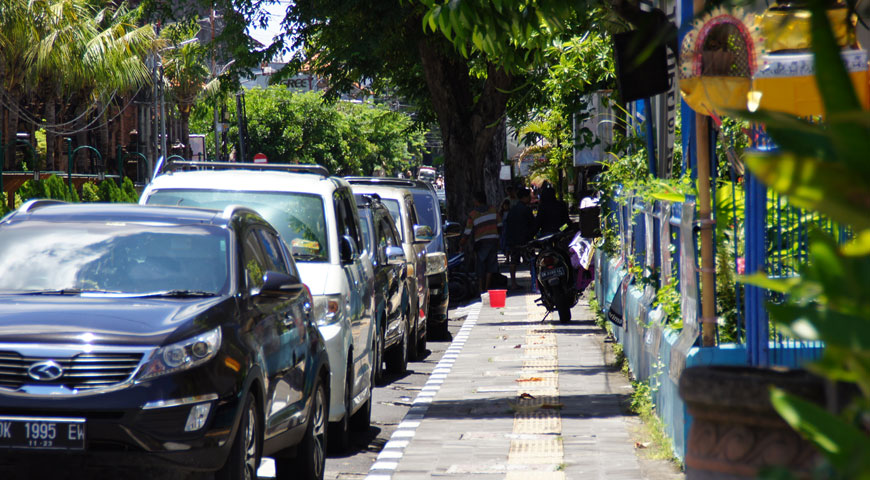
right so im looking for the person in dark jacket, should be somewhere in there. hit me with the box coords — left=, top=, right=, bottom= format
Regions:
left=535, top=185, right=570, bottom=236
left=504, top=188, right=535, bottom=289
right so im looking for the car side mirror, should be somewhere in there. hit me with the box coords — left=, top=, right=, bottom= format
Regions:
left=385, top=246, right=405, bottom=266
left=443, top=221, right=462, bottom=238
left=340, top=235, right=358, bottom=264
left=413, top=224, right=434, bottom=243
left=257, top=271, right=305, bottom=298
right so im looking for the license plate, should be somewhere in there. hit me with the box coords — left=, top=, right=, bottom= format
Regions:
left=540, top=266, right=566, bottom=280
left=0, top=416, right=85, bottom=450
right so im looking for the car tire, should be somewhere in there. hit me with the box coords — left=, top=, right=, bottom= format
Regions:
left=349, top=389, right=371, bottom=432
left=430, top=318, right=450, bottom=340
left=275, top=375, right=327, bottom=480
left=373, top=318, right=385, bottom=385
left=385, top=316, right=408, bottom=374
left=328, top=362, right=352, bottom=453
left=407, top=308, right=421, bottom=362
left=216, top=392, right=261, bottom=480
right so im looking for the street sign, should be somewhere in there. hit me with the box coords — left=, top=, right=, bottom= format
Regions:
left=253, top=153, right=268, bottom=164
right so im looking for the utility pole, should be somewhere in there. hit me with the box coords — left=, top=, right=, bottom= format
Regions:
left=211, top=8, right=220, bottom=161
left=235, top=91, right=247, bottom=163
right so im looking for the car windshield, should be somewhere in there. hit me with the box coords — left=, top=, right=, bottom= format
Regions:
left=411, top=192, right=439, bottom=235
left=381, top=199, right=403, bottom=240
left=0, top=221, right=229, bottom=295
left=147, top=189, right=329, bottom=262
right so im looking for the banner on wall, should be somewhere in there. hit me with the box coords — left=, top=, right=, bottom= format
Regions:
left=655, top=0, right=678, bottom=178
left=573, top=93, right=614, bottom=167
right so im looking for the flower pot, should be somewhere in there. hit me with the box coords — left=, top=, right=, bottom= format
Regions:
left=679, top=366, right=824, bottom=479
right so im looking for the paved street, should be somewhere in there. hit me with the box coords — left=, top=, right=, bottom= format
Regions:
left=259, top=272, right=684, bottom=480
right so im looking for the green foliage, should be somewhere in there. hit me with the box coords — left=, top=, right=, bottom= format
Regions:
left=737, top=2, right=870, bottom=477
left=97, top=179, right=137, bottom=203
left=17, top=175, right=79, bottom=202
left=81, top=182, right=100, bottom=203
left=191, top=88, right=426, bottom=176
left=654, top=279, right=682, bottom=332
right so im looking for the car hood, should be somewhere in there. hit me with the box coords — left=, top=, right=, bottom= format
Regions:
left=297, top=263, right=330, bottom=295
left=0, top=295, right=231, bottom=346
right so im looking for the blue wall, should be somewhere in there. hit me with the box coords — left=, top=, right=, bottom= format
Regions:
left=594, top=250, right=816, bottom=462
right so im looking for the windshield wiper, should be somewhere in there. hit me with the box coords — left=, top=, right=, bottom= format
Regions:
left=291, top=253, right=323, bottom=261
left=140, top=289, right=218, bottom=298
left=22, top=289, right=86, bottom=295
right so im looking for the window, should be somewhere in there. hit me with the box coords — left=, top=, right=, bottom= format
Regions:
left=256, top=229, right=290, bottom=275
left=242, top=230, right=269, bottom=291
left=334, top=189, right=364, bottom=253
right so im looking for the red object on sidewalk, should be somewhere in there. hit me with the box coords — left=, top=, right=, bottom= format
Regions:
left=488, top=289, right=507, bottom=308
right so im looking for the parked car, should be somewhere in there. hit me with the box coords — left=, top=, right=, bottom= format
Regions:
left=0, top=201, right=329, bottom=479
left=347, top=182, right=432, bottom=356
left=347, top=177, right=458, bottom=339
left=141, top=161, right=375, bottom=452
left=354, top=194, right=412, bottom=379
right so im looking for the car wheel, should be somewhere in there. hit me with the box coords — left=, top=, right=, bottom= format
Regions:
left=216, top=392, right=260, bottom=480
left=349, top=386, right=371, bottom=432
left=275, top=375, right=327, bottom=480
left=373, top=319, right=385, bottom=385
left=328, top=362, right=352, bottom=453
left=407, top=308, right=421, bottom=362
left=385, top=316, right=408, bottom=374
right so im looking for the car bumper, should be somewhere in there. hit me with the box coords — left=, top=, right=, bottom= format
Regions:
left=0, top=388, right=242, bottom=471
left=316, top=322, right=351, bottom=423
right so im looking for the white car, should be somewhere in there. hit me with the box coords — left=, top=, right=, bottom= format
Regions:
left=140, top=162, right=376, bottom=452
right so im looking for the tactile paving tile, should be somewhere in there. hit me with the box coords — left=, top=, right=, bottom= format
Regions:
left=515, top=373, right=559, bottom=390
left=523, top=345, right=558, bottom=358
left=510, top=395, right=560, bottom=412
left=523, top=358, right=559, bottom=370
left=507, top=436, right=564, bottom=464
left=526, top=334, right=558, bottom=345
left=513, top=410, right=562, bottom=434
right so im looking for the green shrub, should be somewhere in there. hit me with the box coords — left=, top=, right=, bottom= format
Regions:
left=81, top=182, right=100, bottom=202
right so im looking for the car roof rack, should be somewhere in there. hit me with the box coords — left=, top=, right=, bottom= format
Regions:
left=353, top=193, right=382, bottom=206
left=161, top=159, right=330, bottom=178
left=19, top=199, right=67, bottom=214
left=345, top=177, right=417, bottom=187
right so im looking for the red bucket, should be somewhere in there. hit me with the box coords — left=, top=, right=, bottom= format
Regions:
left=488, top=289, right=507, bottom=308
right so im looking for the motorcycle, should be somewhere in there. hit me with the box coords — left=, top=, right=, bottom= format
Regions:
left=523, top=225, right=581, bottom=322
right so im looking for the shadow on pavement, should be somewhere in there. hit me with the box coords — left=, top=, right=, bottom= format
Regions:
left=421, top=393, right=634, bottom=421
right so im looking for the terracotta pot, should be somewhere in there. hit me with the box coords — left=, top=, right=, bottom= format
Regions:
left=679, top=366, right=824, bottom=479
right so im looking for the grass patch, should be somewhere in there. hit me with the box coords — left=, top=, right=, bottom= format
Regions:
left=628, top=380, right=683, bottom=467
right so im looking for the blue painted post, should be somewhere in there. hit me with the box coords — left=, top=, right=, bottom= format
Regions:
left=744, top=169, right=768, bottom=366
left=643, top=98, right=658, bottom=177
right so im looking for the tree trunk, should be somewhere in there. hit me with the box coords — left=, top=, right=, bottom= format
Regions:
left=45, top=98, right=57, bottom=171
left=74, top=103, right=89, bottom=172
left=180, top=108, right=191, bottom=159
left=417, top=38, right=512, bottom=224
left=98, top=102, right=110, bottom=173
left=6, top=94, right=20, bottom=170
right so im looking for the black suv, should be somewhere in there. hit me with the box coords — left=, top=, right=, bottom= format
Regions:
left=355, top=194, right=411, bottom=381
left=0, top=201, right=329, bottom=479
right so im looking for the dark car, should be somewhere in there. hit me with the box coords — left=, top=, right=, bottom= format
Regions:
left=0, top=201, right=329, bottom=480
left=355, top=194, right=410, bottom=381
left=346, top=178, right=459, bottom=339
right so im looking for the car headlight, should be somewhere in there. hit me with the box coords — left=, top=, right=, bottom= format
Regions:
left=313, top=294, right=343, bottom=326
left=135, top=328, right=222, bottom=382
left=425, top=252, right=447, bottom=275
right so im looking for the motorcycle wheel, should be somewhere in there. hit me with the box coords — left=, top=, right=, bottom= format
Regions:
left=557, top=297, right=572, bottom=323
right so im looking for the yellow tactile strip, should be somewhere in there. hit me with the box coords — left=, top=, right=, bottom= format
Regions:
left=508, top=436, right=564, bottom=464
left=513, top=411, right=562, bottom=434
left=505, top=301, right=565, bottom=479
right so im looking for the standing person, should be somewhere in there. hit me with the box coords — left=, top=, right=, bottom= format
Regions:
left=498, top=198, right=511, bottom=254
left=504, top=188, right=536, bottom=290
left=535, top=185, right=570, bottom=236
left=503, top=185, right=519, bottom=208
left=460, top=191, right=501, bottom=293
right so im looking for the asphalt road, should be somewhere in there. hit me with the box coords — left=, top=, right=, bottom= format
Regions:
left=257, top=304, right=470, bottom=480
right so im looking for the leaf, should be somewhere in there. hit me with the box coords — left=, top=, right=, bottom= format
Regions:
left=744, top=152, right=870, bottom=231
left=737, top=272, right=800, bottom=294
left=770, top=388, right=870, bottom=473
left=841, top=229, right=870, bottom=256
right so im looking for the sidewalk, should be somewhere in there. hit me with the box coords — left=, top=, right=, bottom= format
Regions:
left=365, top=281, right=684, bottom=480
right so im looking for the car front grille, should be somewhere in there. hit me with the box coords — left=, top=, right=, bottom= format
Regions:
left=0, top=351, right=144, bottom=391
